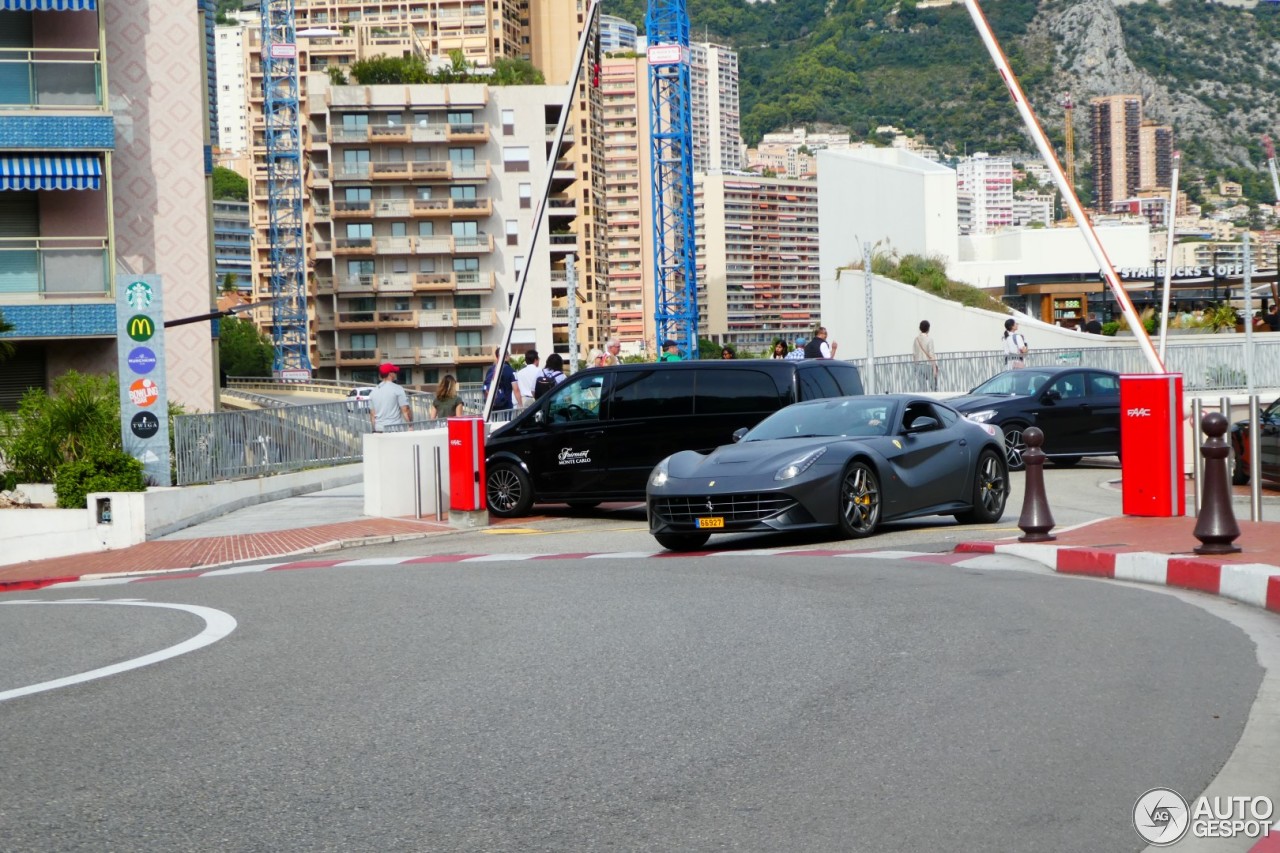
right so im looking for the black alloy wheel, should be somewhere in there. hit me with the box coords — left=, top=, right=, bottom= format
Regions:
left=1002, top=421, right=1029, bottom=471
left=838, top=461, right=881, bottom=538
left=955, top=448, right=1009, bottom=524
left=486, top=463, right=534, bottom=518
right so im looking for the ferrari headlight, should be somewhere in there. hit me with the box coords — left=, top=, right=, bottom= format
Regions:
left=775, top=446, right=826, bottom=481
left=965, top=410, right=998, bottom=424
left=650, top=458, right=670, bottom=488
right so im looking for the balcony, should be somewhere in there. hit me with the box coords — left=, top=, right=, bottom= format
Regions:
left=456, top=346, right=493, bottom=364
left=333, top=237, right=372, bottom=255
left=413, top=272, right=457, bottom=292
left=333, top=200, right=373, bottom=217
left=446, top=122, right=488, bottom=142
left=335, top=348, right=381, bottom=366
left=334, top=310, right=415, bottom=328
left=456, top=270, right=495, bottom=292
left=0, top=49, right=103, bottom=110
left=452, top=234, right=494, bottom=253
left=412, top=197, right=493, bottom=218
left=0, top=237, right=109, bottom=297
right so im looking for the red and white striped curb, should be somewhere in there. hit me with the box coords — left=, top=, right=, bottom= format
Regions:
left=0, top=548, right=981, bottom=594
left=957, top=541, right=1280, bottom=615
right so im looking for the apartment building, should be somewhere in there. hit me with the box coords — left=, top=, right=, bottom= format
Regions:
left=214, top=13, right=258, bottom=159
left=1138, top=120, right=1174, bottom=194
left=0, top=2, right=214, bottom=411
left=696, top=174, right=821, bottom=352
left=955, top=152, right=1013, bottom=235
left=688, top=42, right=741, bottom=174
left=213, top=199, right=253, bottom=292
left=600, top=14, right=638, bottom=53
left=1090, top=94, right=1142, bottom=213
left=599, top=54, right=654, bottom=354
left=243, top=0, right=607, bottom=378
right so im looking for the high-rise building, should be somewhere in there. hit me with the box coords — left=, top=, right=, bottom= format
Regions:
left=214, top=13, right=259, bottom=160
left=696, top=174, right=820, bottom=352
left=600, top=54, right=654, bottom=353
left=0, top=2, right=214, bottom=411
left=213, top=199, right=253, bottom=292
left=1090, top=94, right=1142, bottom=213
left=600, top=14, right=638, bottom=53
left=242, top=0, right=608, bottom=378
left=955, top=152, right=1013, bottom=235
left=689, top=43, right=741, bottom=174
left=1138, top=120, right=1174, bottom=193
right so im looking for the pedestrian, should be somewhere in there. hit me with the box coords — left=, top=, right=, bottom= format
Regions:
left=1002, top=318, right=1028, bottom=369
left=720, top=346, right=735, bottom=359
left=1083, top=313, right=1103, bottom=335
left=429, top=374, right=463, bottom=419
left=785, top=337, right=806, bottom=361
left=659, top=339, right=681, bottom=362
left=586, top=347, right=607, bottom=368
left=803, top=326, right=837, bottom=359
left=912, top=320, right=938, bottom=391
left=514, top=348, right=542, bottom=404
left=604, top=338, right=623, bottom=366
left=532, top=353, right=566, bottom=401
left=770, top=340, right=788, bottom=359
left=483, top=348, right=522, bottom=411
left=368, top=362, right=411, bottom=432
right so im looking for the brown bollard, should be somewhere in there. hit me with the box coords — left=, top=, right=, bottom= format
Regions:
left=1193, top=412, right=1242, bottom=555
left=1017, top=426, right=1056, bottom=542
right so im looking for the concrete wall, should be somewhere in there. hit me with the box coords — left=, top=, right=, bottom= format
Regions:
left=363, top=428, right=454, bottom=519
left=953, top=223, right=1152, bottom=290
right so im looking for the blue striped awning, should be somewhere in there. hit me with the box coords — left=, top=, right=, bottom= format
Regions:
left=0, top=0, right=96, bottom=9
left=0, top=155, right=102, bottom=190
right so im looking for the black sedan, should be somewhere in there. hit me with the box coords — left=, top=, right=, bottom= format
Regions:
left=948, top=367, right=1122, bottom=470
left=1229, top=397, right=1280, bottom=487
left=646, top=395, right=1009, bottom=551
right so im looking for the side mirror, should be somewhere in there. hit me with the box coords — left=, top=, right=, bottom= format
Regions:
left=533, top=410, right=545, bottom=425
left=732, top=427, right=749, bottom=443
left=905, top=416, right=939, bottom=434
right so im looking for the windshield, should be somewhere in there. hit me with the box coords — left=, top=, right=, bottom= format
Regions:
left=745, top=398, right=892, bottom=441
left=971, top=370, right=1054, bottom=397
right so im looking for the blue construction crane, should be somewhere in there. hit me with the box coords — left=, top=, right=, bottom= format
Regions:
left=645, top=0, right=698, bottom=358
left=261, top=0, right=312, bottom=377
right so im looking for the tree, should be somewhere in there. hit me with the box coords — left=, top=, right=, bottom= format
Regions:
left=219, top=272, right=240, bottom=294
left=218, top=316, right=274, bottom=377
left=0, top=308, right=13, bottom=361
left=212, top=166, right=248, bottom=201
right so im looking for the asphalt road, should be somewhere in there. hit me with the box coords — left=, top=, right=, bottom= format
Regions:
left=0, top=545, right=1264, bottom=852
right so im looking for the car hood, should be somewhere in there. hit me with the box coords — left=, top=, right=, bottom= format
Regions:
left=666, top=436, right=843, bottom=479
left=948, top=393, right=1016, bottom=412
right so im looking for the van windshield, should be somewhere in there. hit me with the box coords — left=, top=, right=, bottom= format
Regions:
left=545, top=373, right=605, bottom=423
left=745, top=398, right=891, bottom=440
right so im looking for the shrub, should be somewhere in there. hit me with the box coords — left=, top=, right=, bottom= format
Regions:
left=0, top=371, right=120, bottom=483
left=54, top=449, right=145, bottom=509
left=1101, top=321, right=1121, bottom=337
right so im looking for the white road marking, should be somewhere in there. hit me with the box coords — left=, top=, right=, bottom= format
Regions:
left=0, top=600, right=237, bottom=703
left=199, top=563, right=287, bottom=576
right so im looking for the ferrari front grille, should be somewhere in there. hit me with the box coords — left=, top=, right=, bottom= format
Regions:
left=653, top=494, right=795, bottom=524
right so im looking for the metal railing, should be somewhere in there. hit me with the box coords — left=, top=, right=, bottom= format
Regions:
left=0, top=48, right=102, bottom=109
left=0, top=237, right=108, bottom=296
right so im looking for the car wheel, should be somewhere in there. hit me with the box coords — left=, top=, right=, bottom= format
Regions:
left=1051, top=455, right=1081, bottom=468
left=486, top=463, right=534, bottom=518
left=955, top=448, right=1009, bottom=524
left=654, top=531, right=710, bottom=551
left=1002, top=421, right=1029, bottom=471
left=838, top=461, right=881, bottom=538
left=566, top=500, right=601, bottom=509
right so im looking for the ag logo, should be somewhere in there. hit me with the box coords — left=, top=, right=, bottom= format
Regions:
left=1133, top=788, right=1190, bottom=846
left=125, top=279, right=153, bottom=310
left=128, top=377, right=159, bottom=408
left=130, top=411, right=160, bottom=439
left=126, top=314, right=155, bottom=342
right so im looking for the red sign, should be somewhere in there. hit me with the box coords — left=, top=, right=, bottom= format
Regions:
left=129, top=377, right=160, bottom=408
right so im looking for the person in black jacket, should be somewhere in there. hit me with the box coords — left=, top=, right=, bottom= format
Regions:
left=803, top=326, right=837, bottom=359
left=1083, top=313, right=1103, bottom=335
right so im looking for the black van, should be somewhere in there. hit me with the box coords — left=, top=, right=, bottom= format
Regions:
left=484, top=359, right=864, bottom=517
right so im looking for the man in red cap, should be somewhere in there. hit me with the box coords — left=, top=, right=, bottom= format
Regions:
left=368, top=362, right=411, bottom=432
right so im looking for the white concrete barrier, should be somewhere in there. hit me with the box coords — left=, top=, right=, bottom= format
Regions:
left=363, top=427, right=453, bottom=519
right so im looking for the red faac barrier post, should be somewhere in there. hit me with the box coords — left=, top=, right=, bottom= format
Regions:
left=1119, top=374, right=1184, bottom=517
left=447, top=417, right=486, bottom=512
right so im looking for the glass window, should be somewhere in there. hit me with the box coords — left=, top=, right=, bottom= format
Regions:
left=390, top=222, right=407, bottom=237
left=344, top=187, right=371, bottom=202
left=1088, top=372, right=1120, bottom=396
left=455, top=330, right=481, bottom=347
left=447, top=111, right=473, bottom=124
left=345, top=223, right=372, bottom=239
left=449, top=148, right=475, bottom=164
left=519, top=182, right=532, bottom=208
left=418, top=221, right=434, bottom=237
left=350, top=332, right=376, bottom=350
left=798, top=366, right=842, bottom=401
left=450, top=185, right=477, bottom=200
left=546, top=374, right=606, bottom=423
left=1048, top=372, right=1085, bottom=399
left=418, top=258, right=435, bottom=273
left=347, top=259, right=373, bottom=277
left=455, top=294, right=481, bottom=310
left=611, top=370, right=694, bottom=420
left=452, top=221, right=478, bottom=237
left=421, top=296, right=437, bottom=310
left=342, top=114, right=369, bottom=128
left=453, top=257, right=479, bottom=272
left=694, top=369, right=780, bottom=415
left=343, top=149, right=370, bottom=164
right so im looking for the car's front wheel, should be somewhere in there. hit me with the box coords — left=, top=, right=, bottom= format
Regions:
left=1002, top=421, right=1029, bottom=471
left=486, top=463, right=534, bottom=518
left=955, top=448, right=1009, bottom=524
left=838, top=461, right=881, bottom=538
left=654, top=531, right=711, bottom=551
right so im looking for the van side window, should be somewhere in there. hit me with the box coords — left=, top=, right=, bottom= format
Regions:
left=694, top=369, right=780, bottom=414
left=611, top=369, right=694, bottom=420
left=825, top=364, right=864, bottom=396
left=798, top=366, right=842, bottom=401
left=546, top=373, right=605, bottom=423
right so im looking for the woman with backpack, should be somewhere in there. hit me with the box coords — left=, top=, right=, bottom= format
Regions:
left=1002, top=318, right=1029, bottom=369
left=430, top=374, right=464, bottom=419
left=533, top=353, right=567, bottom=401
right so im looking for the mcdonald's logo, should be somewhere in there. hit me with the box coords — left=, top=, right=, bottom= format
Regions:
left=126, top=314, right=155, bottom=342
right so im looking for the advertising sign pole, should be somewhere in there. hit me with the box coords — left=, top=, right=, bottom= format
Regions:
left=115, top=275, right=172, bottom=486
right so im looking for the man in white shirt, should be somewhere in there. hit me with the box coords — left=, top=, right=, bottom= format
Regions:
left=514, top=349, right=542, bottom=405
left=368, top=363, right=411, bottom=432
